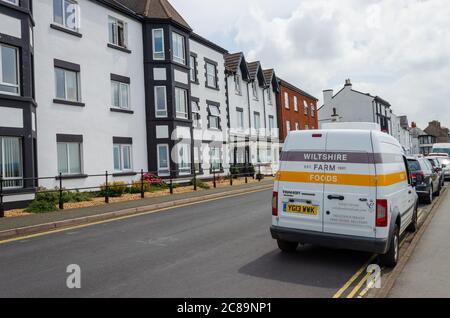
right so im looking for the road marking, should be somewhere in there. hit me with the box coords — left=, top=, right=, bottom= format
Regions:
left=347, top=271, right=371, bottom=298
left=0, top=187, right=271, bottom=245
left=332, top=254, right=376, bottom=298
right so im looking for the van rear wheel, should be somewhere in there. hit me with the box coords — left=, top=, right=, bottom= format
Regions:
left=380, top=225, right=399, bottom=268
left=277, top=240, right=298, bottom=253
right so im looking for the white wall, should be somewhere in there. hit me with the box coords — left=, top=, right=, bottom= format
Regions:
left=189, top=38, right=229, bottom=173
left=34, top=0, right=147, bottom=189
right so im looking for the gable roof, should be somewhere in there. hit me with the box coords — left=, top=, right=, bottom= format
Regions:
left=263, top=69, right=279, bottom=91
left=105, top=0, right=192, bottom=30
left=247, top=61, right=266, bottom=86
left=224, top=52, right=249, bottom=80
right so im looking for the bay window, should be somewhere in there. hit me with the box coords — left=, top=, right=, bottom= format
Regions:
left=175, top=87, right=188, bottom=119
left=172, top=32, right=185, bottom=64
left=152, top=29, right=164, bottom=60
left=154, top=86, right=167, bottom=118
left=157, top=144, right=170, bottom=176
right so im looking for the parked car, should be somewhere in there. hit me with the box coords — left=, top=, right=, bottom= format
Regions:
left=407, top=157, right=441, bottom=204
left=427, top=157, right=445, bottom=188
left=431, top=156, right=450, bottom=181
left=271, top=125, right=418, bottom=268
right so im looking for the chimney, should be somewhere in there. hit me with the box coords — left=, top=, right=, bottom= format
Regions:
left=411, top=122, right=417, bottom=128
left=344, top=78, right=352, bottom=87
left=323, top=89, right=333, bottom=107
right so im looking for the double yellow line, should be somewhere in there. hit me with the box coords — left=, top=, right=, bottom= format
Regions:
left=332, top=254, right=378, bottom=298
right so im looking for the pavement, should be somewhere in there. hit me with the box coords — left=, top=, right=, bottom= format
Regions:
left=0, top=188, right=372, bottom=298
left=389, top=187, right=450, bottom=298
left=0, top=180, right=272, bottom=234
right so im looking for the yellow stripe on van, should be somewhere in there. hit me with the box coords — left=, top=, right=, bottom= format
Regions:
left=275, top=171, right=407, bottom=187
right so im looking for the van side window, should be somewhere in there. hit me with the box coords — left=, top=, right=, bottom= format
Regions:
left=403, top=156, right=411, bottom=185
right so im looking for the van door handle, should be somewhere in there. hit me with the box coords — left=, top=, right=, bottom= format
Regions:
left=328, top=195, right=345, bottom=201
left=359, top=198, right=368, bottom=202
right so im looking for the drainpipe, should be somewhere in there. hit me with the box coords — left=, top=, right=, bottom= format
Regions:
left=246, top=81, right=252, bottom=165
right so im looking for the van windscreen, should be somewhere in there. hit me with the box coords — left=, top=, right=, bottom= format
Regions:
left=407, top=159, right=421, bottom=172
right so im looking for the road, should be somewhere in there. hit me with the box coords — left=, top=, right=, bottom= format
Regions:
left=0, top=189, right=373, bottom=298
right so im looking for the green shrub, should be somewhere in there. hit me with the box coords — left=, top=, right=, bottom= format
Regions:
left=25, top=200, right=58, bottom=213
left=189, top=178, right=210, bottom=190
left=128, top=181, right=152, bottom=194
left=63, top=191, right=94, bottom=203
left=99, top=181, right=127, bottom=197
left=35, top=191, right=59, bottom=204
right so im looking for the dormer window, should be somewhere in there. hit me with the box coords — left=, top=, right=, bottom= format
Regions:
left=235, top=74, right=242, bottom=95
left=267, top=88, right=273, bottom=105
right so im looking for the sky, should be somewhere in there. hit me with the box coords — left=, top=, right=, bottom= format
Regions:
left=171, top=0, right=450, bottom=129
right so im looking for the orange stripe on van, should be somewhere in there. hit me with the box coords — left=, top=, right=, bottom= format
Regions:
left=275, top=171, right=407, bottom=187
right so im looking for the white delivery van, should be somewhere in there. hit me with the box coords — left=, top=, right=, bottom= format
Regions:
left=271, top=124, right=418, bottom=267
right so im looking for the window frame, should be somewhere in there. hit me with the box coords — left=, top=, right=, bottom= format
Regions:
left=172, top=32, right=186, bottom=65
left=55, top=67, right=81, bottom=102
left=294, top=96, right=298, bottom=112
left=208, top=104, right=221, bottom=130
left=252, top=81, right=258, bottom=100
left=152, top=29, right=165, bottom=60
left=53, top=0, right=79, bottom=31
left=192, top=100, right=201, bottom=128
left=268, top=115, right=274, bottom=132
left=304, top=100, right=309, bottom=115
left=311, top=103, right=315, bottom=117
left=175, top=87, right=188, bottom=119
left=157, top=144, right=170, bottom=176
left=154, top=86, right=168, bottom=118
left=108, top=16, right=128, bottom=48
left=205, top=61, right=218, bottom=89
left=190, top=54, right=197, bottom=82
left=284, top=92, right=289, bottom=109
left=111, top=80, right=130, bottom=110
left=0, top=136, right=23, bottom=189
left=286, top=120, right=291, bottom=133
left=236, top=108, right=244, bottom=130
left=253, top=112, right=261, bottom=130
left=235, top=74, right=242, bottom=95
left=113, top=143, right=133, bottom=172
left=57, top=141, right=83, bottom=176
left=0, top=44, right=20, bottom=96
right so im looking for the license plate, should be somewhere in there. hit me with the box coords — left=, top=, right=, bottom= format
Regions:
left=284, top=204, right=318, bottom=215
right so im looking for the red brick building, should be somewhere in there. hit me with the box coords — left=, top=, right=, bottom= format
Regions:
left=276, top=78, right=318, bottom=142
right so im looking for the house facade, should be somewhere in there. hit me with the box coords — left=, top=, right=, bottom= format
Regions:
left=276, top=78, right=318, bottom=144
left=0, top=0, right=288, bottom=210
left=318, top=79, right=412, bottom=152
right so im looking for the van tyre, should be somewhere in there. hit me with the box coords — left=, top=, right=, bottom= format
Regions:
left=407, top=203, right=418, bottom=233
left=380, top=225, right=399, bottom=268
left=277, top=240, right=298, bottom=253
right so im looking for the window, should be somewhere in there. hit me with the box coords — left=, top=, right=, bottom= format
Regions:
left=175, top=87, right=188, bottom=119
left=206, top=61, right=217, bottom=88
left=55, top=67, right=80, bottom=102
left=208, top=104, right=220, bottom=130
left=267, top=89, right=273, bottom=105
left=254, top=112, right=261, bottom=130
left=53, top=0, right=79, bottom=31
left=235, top=74, right=241, bottom=95
left=303, top=100, right=308, bottom=115
left=0, top=44, right=19, bottom=95
left=210, top=147, right=221, bottom=171
left=157, top=144, right=170, bottom=176
left=295, top=122, right=299, bottom=130
left=286, top=120, right=291, bottom=133
left=152, top=29, right=164, bottom=60
left=311, top=103, right=315, bottom=117
left=269, top=116, right=274, bottom=132
left=190, top=55, right=197, bottom=82
left=237, top=109, right=244, bottom=130
left=57, top=142, right=82, bottom=175
left=284, top=92, right=289, bottom=109
left=0, top=136, right=23, bottom=188
left=111, top=80, right=129, bottom=109
left=252, top=82, right=258, bottom=100
left=192, top=100, right=201, bottom=128
left=178, top=143, right=191, bottom=174
left=108, top=16, right=127, bottom=48
left=194, top=146, right=202, bottom=173
left=113, top=144, right=132, bottom=172
left=172, top=32, right=185, bottom=64
left=294, top=96, right=298, bottom=112
left=154, top=86, right=167, bottom=118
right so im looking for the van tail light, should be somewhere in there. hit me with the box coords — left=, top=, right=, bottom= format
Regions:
left=376, top=199, right=388, bottom=227
left=272, top=192, right=278, bottom=216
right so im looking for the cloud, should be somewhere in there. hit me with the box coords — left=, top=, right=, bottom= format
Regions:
left=171, top=0, right=450, bottom=129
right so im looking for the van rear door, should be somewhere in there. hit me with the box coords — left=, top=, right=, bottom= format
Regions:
left=277, top=131, right=327, bottom=233
left=322, top=131, right=377, bottom=238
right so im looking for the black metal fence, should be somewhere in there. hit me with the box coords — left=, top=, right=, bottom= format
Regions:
left=0, top=164, right=273, bottom=217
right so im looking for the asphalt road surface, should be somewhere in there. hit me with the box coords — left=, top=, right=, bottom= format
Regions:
left=0, top=189, right=372, bottom=298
